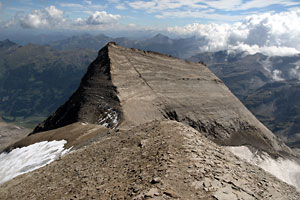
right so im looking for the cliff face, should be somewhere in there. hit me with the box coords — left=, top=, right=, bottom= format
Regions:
left=33, top=42, right=291, bottom=156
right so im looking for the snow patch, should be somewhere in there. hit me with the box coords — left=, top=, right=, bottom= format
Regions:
left=290, top=65, right=300, bottom=80
left=97, top=108, right=119, bottom=129
left=0, top=140, right=71, bottom=185
left=227, top=146, right=300, bottom=189
left=272, top=69, right=284, bottom=81
left=260, top=58, right=285, bottom=81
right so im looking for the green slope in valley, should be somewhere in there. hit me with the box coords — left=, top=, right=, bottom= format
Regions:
left=0, top=40, right=97, bottom=128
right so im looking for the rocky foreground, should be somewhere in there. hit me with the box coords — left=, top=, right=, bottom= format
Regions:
left=0, top=120, right=299, bottom=199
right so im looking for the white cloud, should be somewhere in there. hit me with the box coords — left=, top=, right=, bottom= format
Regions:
left=272, top=69, right=285, bottom=81
left=3, top=19, right=16, bottom=28
left=127, top=0, right=298, bottom=13
left=115, top=4, right=127, bottom=10
left=229, top=43, right=300, bottom=56
left=156, top=10, right=246, bottom=21
left=203, top=0, right=243, bottom=10
left=107, top=0, right=127, bottom=10
left=290, top=65, right=300, bottom=80
left=128, top=0, right=208, bottom=13
left=19, top=6, right=65, bottom=29
left=168, top=10, right=300, bottom=56
left=202, top=0, right=300, bottom=11
left=237, top=0, right=300, bottom=11
left=86, top=11, right=121, bottom=25
left=74, top=11, right=121, bottom=26
left=84, top=0, right=92, bottom=5
left=129, top=1, right=156, bottom=11
left=59, top=3, right=84, bottom=8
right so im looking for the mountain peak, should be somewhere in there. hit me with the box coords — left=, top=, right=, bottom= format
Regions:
left=33, top=42, right=291, bottom=157
left=153, top=33, right=169, bottom=39
left=148, top=33, right=171, bottom=43
left=0, top=39, right=17, bottom=48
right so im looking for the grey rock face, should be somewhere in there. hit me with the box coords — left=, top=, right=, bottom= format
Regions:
left=33, top=42, right=291, bottom=156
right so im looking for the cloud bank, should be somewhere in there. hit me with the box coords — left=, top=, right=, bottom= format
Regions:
left=168, top=10, right=300, bottom=56
left=19, top=6, right=65, bottom=29
left=86, top=11, right=121, bottom=25
left=15, top=5, right=121, bottom=30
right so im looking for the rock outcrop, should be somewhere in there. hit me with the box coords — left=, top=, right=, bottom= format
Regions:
left=33, top=42, right=291, bottom=157
left=0, top=121, right=299, bottom=199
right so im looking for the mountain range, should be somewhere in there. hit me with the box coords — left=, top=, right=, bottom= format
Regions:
left=0, top=33, right=299, bottom=147
left=50, top=33, right=202, bottom=59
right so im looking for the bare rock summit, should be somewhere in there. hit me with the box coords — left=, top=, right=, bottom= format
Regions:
left=32, top=42, right=291, bottom=157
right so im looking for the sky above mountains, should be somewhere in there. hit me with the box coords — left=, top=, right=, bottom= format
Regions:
left=0, top=0, right=300, bottom=55
left=1, top=0, right=299, bottom=29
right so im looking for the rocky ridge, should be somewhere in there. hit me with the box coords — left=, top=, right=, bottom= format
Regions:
left=0, top=121, right=299, bottom=199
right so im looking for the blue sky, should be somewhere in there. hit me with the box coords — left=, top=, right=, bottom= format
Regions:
left=1, top=0, right=300, bottom=57
left=0, top=0, right=299, bottom=30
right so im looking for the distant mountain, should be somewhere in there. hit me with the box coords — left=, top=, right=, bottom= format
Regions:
left=189, top=51, right=300, bottom=146
left=0, top=39, right=97, bottom=127
left=50, top=33, right=203, bottom=59
left=51, top=34, right=112, bottom=50
left=0, top=32, right=70, bottom=45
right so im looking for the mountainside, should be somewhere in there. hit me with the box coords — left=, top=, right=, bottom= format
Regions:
left=1, top=120, right=299, bottom=200
left=0, top=40, right=97, bottom=127
left=190, top=51, right=300, bottom=146
left=33, top=42, right=291, bottom=157
left=189, top=51, right=271, bottom=99
left=244, top=80, right=300, bottom=147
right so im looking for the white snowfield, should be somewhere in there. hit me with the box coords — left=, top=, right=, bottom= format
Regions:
left=0, top=140, right=71, bottom=184
left=227, top=146, right=300, bottom=190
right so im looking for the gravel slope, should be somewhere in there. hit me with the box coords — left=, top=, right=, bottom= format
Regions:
left=0, top=120, right=299, bottom=200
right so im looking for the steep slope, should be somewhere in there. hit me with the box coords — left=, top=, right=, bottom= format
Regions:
left=0, top=121, right=299, bottom=200
left=189, top=51, right=300, bottom=146
left=33, top=42, right=291, bottom=157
